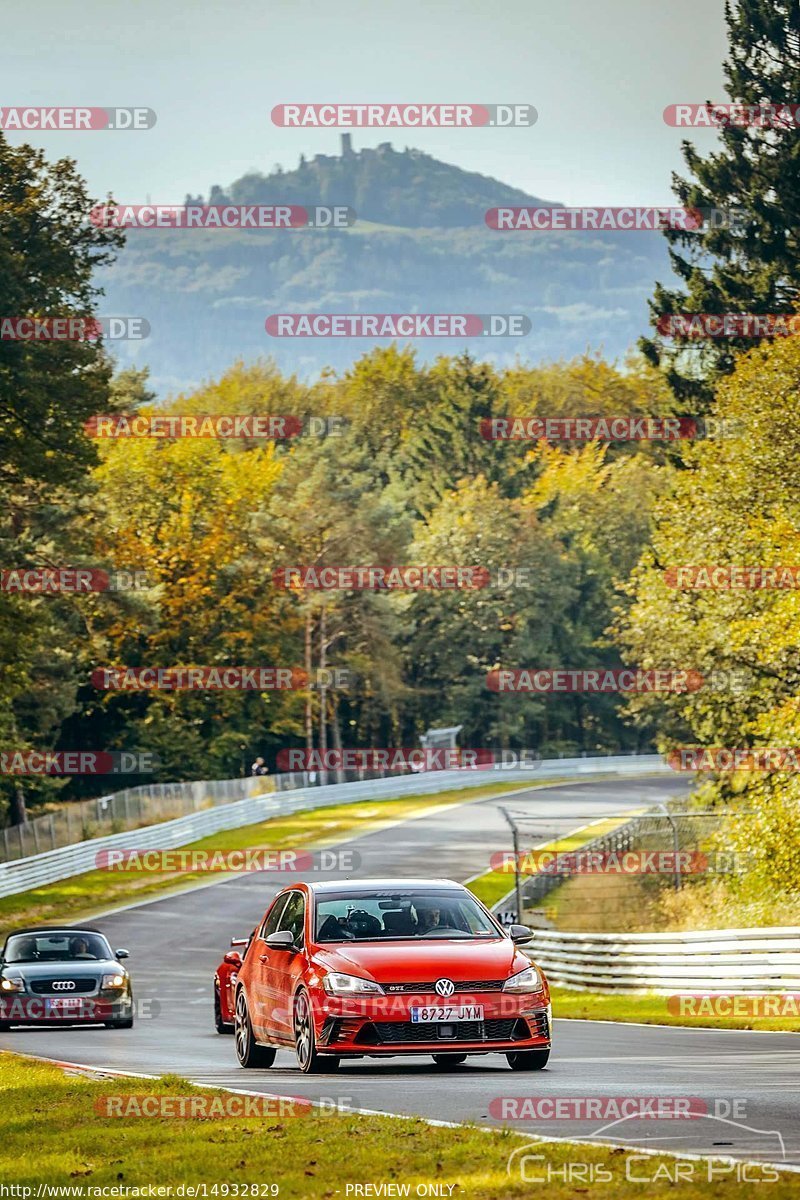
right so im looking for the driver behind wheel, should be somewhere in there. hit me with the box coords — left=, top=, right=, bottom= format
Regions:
left=415, top=904, right=442, bottom=933
left=69, top=936, right=96, bottom=959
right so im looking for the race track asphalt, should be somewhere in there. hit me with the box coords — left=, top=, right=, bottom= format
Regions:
left=2, top=774, right=799, bottom=1170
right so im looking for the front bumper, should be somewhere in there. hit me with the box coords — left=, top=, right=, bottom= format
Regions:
left=0, top=994, right=132, bottom=1025
left=310, top=989, right=551, bottom=1055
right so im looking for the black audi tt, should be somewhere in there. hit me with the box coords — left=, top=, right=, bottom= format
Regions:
left=0, top=925, right=133, bottom=1029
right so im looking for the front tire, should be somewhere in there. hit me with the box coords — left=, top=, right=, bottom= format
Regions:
left=235, top=991, right=276, bottom=1068
left=215, top=983, right=234, bottom=1034
left=105, top=1018, right=134, bottom=1029
left=293, top=989, right=338, bottom=1074
left=507, top=1048, right=550, bottom=1071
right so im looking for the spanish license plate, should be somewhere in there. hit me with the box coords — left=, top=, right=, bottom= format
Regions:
left=410, top=1005, right=484, bottom=1023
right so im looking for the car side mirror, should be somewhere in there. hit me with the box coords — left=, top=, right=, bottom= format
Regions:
left=230, top=937, right=248, bottom=948
left=265, top=930, right=295, bottom=951
left=223, top=950, right=242, bottom=966
left=115, top=948, right=130, bottom=959
left=509, top=924, right=533, bottom=944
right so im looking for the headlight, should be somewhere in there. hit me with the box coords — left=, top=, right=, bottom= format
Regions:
left=0, top=976, right=24, bottom=993
left=101, top=973, right=126, bottom=989
left=503, top=966, right=543, bottom=994
left=322, top=972, right=384, bottom=996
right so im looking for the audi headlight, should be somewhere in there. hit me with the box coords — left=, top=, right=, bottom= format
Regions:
left=322, top=972, right=384, bottom=996
left=101, top=973, right=126, bottom=990
left=0, top=976, right=24, bottom=993
left=503, top=966, right=543, bottom=994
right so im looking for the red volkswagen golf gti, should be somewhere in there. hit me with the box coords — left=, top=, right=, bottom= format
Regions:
left=234, top=879, right=551, bottom=1073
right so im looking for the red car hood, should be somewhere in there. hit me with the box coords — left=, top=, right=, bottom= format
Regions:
left=311, top=937, right=530, bottom=984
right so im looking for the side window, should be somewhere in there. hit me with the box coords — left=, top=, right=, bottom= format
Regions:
left=277, top=891, right=306, bottom=945
left=260, top=894, right=289, bottom=940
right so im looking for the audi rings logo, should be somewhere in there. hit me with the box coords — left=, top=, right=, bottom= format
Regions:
left=434, top=978, right=455, bottom=997
left=51, top=980, right=77, bottom=991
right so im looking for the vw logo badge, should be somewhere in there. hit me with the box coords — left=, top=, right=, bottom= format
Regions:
left=52, top=980, right=76, bottom=991
left=434, top=978, right=455, bottom=998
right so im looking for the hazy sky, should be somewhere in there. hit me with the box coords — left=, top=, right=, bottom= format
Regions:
left=4, top=0, right=730, bottom=206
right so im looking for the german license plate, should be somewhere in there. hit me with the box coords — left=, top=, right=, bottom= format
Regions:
left=47, top=997, right=83, bottom=1012
left=410, top=1005, right=483, bottom=1023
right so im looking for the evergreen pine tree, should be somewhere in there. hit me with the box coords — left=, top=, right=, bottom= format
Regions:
left=641, top=1, right=800, bottom=410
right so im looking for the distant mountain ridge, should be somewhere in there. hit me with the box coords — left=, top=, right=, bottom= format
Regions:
left=190, top=135, right=557, bottom=229
left=103, top=137, right=670, bottom=394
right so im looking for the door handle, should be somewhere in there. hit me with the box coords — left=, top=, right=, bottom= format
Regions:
left=259, top=954, right=269, bottom=963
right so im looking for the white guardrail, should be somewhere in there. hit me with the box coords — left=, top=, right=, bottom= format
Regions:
left=526, top=927, right=800, bottom=994
left=0, top=754, right=667, bottom=899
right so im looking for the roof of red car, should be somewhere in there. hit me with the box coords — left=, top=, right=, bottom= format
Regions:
left=306, top=878, right=465, bottom=894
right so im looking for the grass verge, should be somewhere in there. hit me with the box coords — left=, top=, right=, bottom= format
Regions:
left=0, top=1053, right=793, bottom=1196
left=0, top=781, right=530, bottom=934
left=551, top=985, right=800, bottom=1033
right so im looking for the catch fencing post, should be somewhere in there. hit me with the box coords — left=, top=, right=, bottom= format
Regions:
left=499, top=806, right=524, bottom=924
left=656, top=802, right=682, bottom=891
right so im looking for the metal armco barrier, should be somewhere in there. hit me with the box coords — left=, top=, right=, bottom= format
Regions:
left=0, top=754, right=667, bottom=899
left=526, top=927, right=800, bottom=993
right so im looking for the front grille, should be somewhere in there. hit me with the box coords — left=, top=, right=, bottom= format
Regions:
left=370, top=1018, right=524, bottom=1044
left=29, top=978, right=97, bottom=995
left=383, top=980, right=506, bottom=994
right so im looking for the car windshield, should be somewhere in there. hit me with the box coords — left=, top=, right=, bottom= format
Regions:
left=3, top=932, right=112, bottom=963
left=314, top=890, right=501, bottom=943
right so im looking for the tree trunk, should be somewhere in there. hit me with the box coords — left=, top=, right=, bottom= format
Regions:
left=9, top=782, right=27, bottom=826
left=304, top=610, right=314, bottom=754
left=330, top=691, right=346, bottom=785
left=318, top=606, right=328, bottom=785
